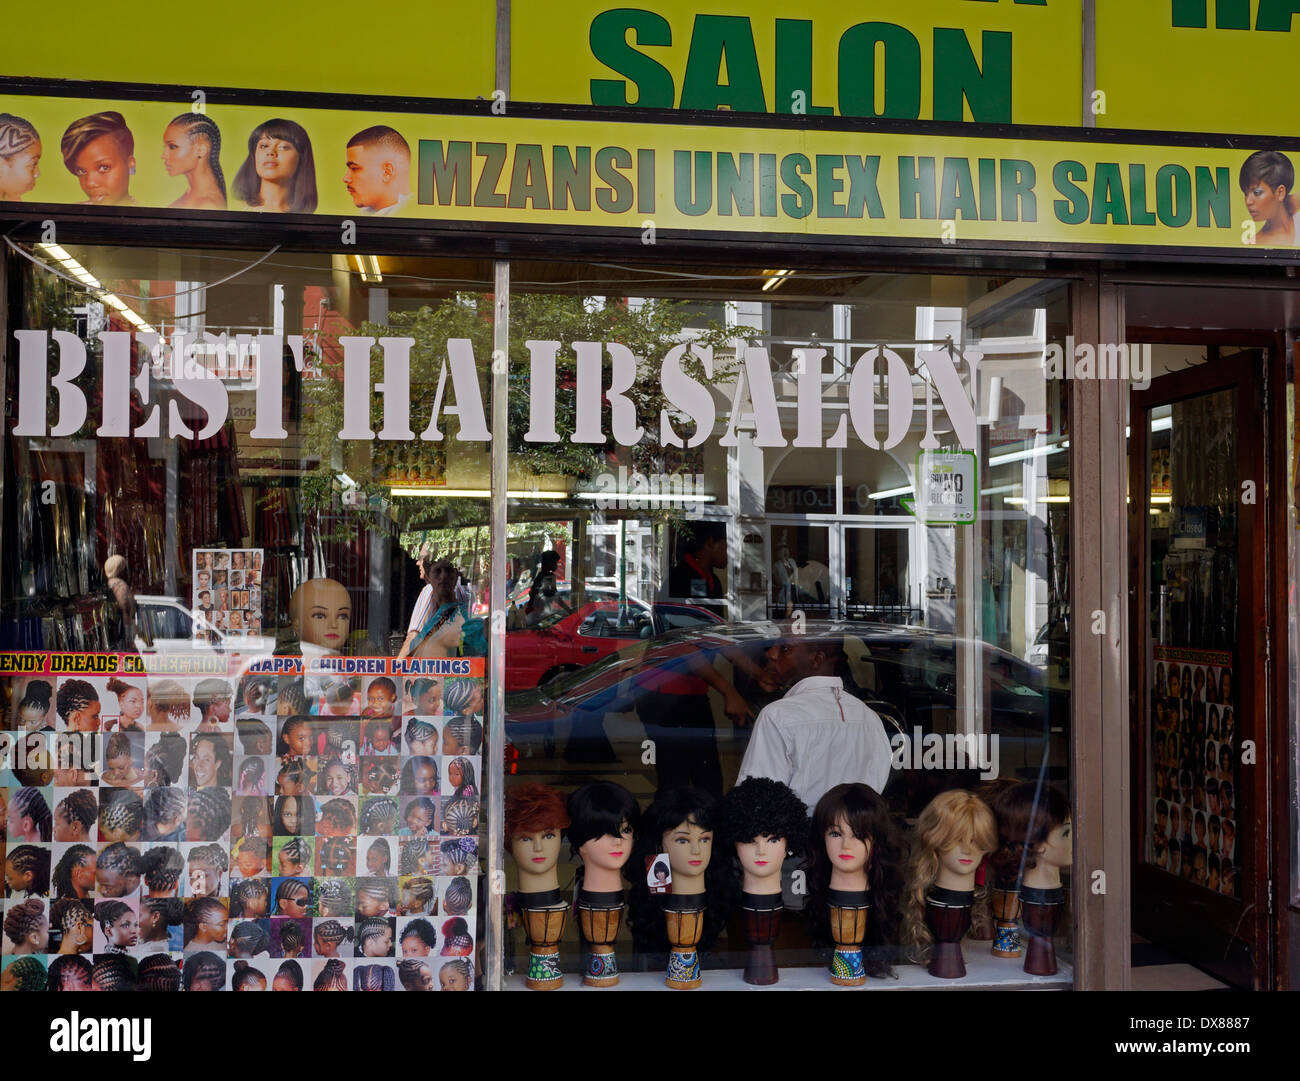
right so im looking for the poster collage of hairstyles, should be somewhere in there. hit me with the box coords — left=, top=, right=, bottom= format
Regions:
left=192, top=549, right=265, bottom=642
left=1147, top=647, right=1239, bottom=899
left=1, top=655, right=482, bottom=991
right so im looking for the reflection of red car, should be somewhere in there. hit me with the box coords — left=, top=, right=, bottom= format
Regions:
left=505, top=599, right=722, bottom=691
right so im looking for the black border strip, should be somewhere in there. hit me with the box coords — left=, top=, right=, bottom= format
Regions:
left=0, top=74, right=1295, bottom=154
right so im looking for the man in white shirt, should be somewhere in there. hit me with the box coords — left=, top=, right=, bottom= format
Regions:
left=737, top=635, right=893, bottom=812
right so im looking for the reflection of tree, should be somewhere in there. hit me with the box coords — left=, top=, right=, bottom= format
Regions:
left=297, top=292, right=736, bottom=538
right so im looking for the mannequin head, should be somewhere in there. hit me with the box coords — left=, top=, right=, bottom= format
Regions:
left=565, top=781, right=640, bottom=893
left=289, top=578, right=352, bottom=652
left=719, top=777, right=808, bottom=895
left=902, top=789, right=997, bottom=957
left=626, top=788, right=732, bottom=954
left=805, top=783, right=905, bottom=976
left=505, top=784, right=570, bottom=894
left=990, top=781, right=1072, bottom=890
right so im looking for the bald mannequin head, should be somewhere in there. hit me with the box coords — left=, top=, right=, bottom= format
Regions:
left=290, top=578, right=352, bottom=652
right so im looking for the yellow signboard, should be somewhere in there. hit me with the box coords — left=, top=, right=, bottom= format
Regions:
left=512, top=0, right=1083, bottom=126
left=3, top=93, right=1297, bottom=253
left=4, top=1, right=495, bottom=101
left=1096, top=0, right=1300, bottom=137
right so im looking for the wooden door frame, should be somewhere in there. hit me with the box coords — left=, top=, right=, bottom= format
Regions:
left=1126, top=331, right=1279, bottom=989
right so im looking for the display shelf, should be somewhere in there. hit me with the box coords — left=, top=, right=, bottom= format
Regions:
left=506, top=951, right=1072, bottom=991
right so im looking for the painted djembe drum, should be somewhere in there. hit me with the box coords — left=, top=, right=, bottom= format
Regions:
left=662, top=894, right=707, bottom=990
left=740, top=892, right=783, bottom=986
left=990, top=884, right=1023, bottom=958
left=924, top=885, right=974, bottom=979
left=1019, top=884, right=1063, bottom=976
left=827, top=888, right=870, bottom=986
left=576, top=889, right=624, bottom=987
left=520, top=889, right=568, bottom=990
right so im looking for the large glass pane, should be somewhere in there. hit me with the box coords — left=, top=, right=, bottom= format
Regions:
left=1, top=244, right=493, bottom=991
left=501, top=265, right=1074, bottom=990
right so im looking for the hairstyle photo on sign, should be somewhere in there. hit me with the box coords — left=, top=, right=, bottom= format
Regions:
left=0, top=113, right=42, bottom=202
left=233, top=118, right=317, bottom=213
left=344, top=125, right=412, bottom=215
left=61, top=111, right=135, bottom=206
left=162, top=113, right=226, bottom=210
left=1239, top=149, right=1296, bottom=247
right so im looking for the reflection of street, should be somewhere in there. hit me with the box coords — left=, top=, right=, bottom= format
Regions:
left=511, top=700, right=751, bottom=803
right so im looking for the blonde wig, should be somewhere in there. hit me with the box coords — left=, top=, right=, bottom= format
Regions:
left=902, top=789, right=996, bottom=960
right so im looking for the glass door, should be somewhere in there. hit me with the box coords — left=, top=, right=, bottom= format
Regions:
left=1130, top=350, right=1270, bottom=989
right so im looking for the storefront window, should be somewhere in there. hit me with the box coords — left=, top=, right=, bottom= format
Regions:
left=501, top=265, right=1073, bottom=989
left=1, top=244, right=493, bottom=991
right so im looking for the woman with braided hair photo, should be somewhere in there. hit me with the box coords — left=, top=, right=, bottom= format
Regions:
left=438, top=956, right=472, bottom=990
left=353, top=962, right=394, bottom=990
left=138, top=896, right=183, bottom=953
left=47, top=953, right=93, bottom=990
left=442, top=875, right=474, bottom=917
left=316, top=878, right=353, bottom=918
left=231, top=958, right=267, bottom=990
left=272, top=877, right=311, bottom=920
left=189, top=732, right=233, bottom=789
left=229, top=919, right=271, bottom=958
left=315, top=835, right=355, bottom=877
left=183, top=896, right=229, bottom=951
left=53, top=788, right=97, bottom=842
left=312, top=918, right=353, bottom=958
left=398, top=916, right=436, bottom=956
left=137, top=953, right=182, bottom=991
left=275, top=835, right=311, bottom=878
left=398, top=957, right=433, bottom=990
left=95, top=842, right=140, bottom=897
left=404, top=717, right=438, bottom=756
left=439, top=916, right=472, bottom=956
left=355, top=915, right=394, bottom=957
left=140, top=845, right=184, bottom=897
left=144, top=732, right=187, bottom=788
left=1, top=955, right=48, bottom=991
left=186, top=842, right=229, bottom=898
left=231, top=876, right=270, bottom=919
left=98, top=787, right=143, bottom=843
left=441, top=796, right=478, bottom=838
left=56, top=678, right=101, bottom=732
left=272, top=916, right=307, bottom=958
left=312, top=956, right=347, bottom=990
left=398, top=875, right=436, bottom=916
left=146, top=679, right=192, bottom=731
left=91, top=953, right=136, bottom=990
left=9, top=786, right=52, bottom=842
left=50, top=897, right=93, bottom=954
left=2, top=897, right=49, bottom=954
left=162, top=112, right=227, bottom=210
left=445, top=756, right=478, bottom=801
left=143, top=786, right=187, bottom=843
left=272, top=958, right=303, bottom=990
left=441, top=713, right=483, bottom=756
left=360, top=796, right=397, bottom=837
left=4, top=843, right=50, bottom=897
left=52, top=844, right=96, bottom=899
left=94, top=898, right=138, bottom=953
left=186, top=786, right=232, bottom=842
left=399, top=837, right=438, bottom=878
left=182, top=949, right=225, bottom=990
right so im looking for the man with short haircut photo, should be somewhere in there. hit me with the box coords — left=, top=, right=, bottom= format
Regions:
left=343, top=125, right=411, bottom=215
